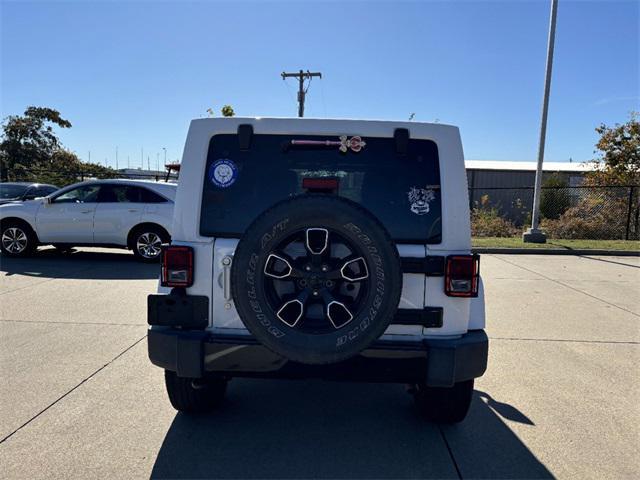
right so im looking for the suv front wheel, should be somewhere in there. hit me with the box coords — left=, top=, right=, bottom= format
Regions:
left=412, top=379, right=474, bottom=424
left=164, top=371, right=227, bottom=413
left=0, top=221, right=37, bottom=257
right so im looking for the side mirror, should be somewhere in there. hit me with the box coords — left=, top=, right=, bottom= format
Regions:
left=43, top=197, right=52, bottom=205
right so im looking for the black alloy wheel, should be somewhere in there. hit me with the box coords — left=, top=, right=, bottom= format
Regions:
left=263, top=227, right=371, bottom=334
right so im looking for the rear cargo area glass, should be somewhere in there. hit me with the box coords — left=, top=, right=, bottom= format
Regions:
left=200, top=134, right=442, bottom=243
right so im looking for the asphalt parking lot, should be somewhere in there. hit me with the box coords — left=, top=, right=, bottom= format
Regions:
left=0, top=248, right=638, bottom=479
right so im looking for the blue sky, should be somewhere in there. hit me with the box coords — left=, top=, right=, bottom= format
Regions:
left=1, top=0, right=638, bottom=169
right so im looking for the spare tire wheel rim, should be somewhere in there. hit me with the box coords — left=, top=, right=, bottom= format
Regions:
left=263, top=227, right=370, bottom=333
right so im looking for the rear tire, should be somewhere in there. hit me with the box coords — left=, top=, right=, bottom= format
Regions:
left=131, top=225, right=168, bottom=262
left=164, top=370, right=227, bottom=414
left=0, top=221, right=37, bottom=257
left=413, top=379, right=474, bottom=424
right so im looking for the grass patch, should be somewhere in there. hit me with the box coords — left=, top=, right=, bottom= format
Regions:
left=472, top=237, right=640, bottom=251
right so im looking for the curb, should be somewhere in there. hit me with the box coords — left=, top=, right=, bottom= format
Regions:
left=472, top=248, right=640, bottom=256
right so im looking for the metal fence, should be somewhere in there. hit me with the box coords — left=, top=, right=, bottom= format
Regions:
left=2, top=167, right=639, bottom=241
left=470, top=185, right=640, bottom=240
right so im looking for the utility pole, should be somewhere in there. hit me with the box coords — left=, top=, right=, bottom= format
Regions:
left=524, top=0, right=558, bottom=244
left=115, top=146, right=119, bottom=170
left=281, top=69, right=322, bottom=117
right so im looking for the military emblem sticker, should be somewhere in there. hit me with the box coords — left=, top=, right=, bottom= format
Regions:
left=209, top=159, right=238, bottom=188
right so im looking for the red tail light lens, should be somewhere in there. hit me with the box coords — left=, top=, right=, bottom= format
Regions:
left=161, top=246, right=194, bottom=287
left=445, top=254, right=479, bottom=297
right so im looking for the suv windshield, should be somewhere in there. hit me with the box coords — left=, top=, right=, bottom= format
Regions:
left=0, top=184, right=28, bottom=199
left=200, top=134, right=442, bottom=243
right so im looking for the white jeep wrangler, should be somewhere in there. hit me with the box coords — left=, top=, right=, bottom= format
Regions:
left=148, top=118, right=487, bottom=423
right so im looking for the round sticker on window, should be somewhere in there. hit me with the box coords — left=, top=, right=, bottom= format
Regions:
left=209, top=159, right=238, bottom=188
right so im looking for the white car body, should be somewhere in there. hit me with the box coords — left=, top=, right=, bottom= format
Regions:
left=167, top=117, right=485, bottom=339
left=0, top=179, right=176, bottom=248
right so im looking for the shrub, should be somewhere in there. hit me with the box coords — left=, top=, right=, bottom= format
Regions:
left=540, top=192, right=630, bottom=239
left=471, top=197, right=520, bottom=237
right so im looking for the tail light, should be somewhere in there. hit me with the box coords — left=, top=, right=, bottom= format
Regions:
left=445, top=254, right=479, bottom=297
left=161, top=246, right=194, bottom=287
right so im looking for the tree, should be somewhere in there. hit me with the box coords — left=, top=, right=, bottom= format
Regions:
left=1, top=107, right=72, bottom=180
left=0, top=106, right=114, bottom=185
left=206, top=105, right=236, bottom=117
left=221, top=105, right=235, bottom=117
left=540, top=113, right=640, bottom=240
left=590, top=112, right=640, bottom=185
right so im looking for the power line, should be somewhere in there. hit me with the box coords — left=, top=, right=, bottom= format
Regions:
left=281, top=69, right=322, bottom=117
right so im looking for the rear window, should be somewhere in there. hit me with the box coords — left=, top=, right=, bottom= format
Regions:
left=200, top=134, right=442, bottom=243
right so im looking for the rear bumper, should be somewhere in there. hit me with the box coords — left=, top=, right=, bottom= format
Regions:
left=147, top=328, right=488, bottom=387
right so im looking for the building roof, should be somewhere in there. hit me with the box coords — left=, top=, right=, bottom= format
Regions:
left=465, top=160, right=595, bottom=172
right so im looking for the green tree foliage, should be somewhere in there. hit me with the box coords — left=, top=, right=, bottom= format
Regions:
left=221, top=105, right=235, bottom=117
left=0, top=106, right=114, bottom=186
left=589, top=111, right=640, bottom=185
left=539, top=173, right=570, bottom=219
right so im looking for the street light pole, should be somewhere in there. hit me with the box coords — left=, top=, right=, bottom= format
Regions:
left=524, top=0, right=559, bottom=243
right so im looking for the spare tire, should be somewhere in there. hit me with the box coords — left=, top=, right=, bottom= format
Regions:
left=230, top=195, right=402, bottom=365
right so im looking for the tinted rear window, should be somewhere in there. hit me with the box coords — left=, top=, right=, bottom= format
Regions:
left=200, top=134, right=442, bottom=243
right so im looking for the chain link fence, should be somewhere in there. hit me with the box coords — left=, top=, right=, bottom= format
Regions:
left=470, top=185, right=640, bottom=240
left=2, top=167, right=638, bottom=241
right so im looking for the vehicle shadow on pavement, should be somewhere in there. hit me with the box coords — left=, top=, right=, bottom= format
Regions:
left=150, top=380, right=552, bottom=479
left=0, top=248, right=159, bottom=280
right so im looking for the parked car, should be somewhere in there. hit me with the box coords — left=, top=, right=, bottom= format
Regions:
left=147, top=118, right=488, bottom=423
left=0, top=179, right=176, bottom=261
left=0, top=182, right=59, bottom=205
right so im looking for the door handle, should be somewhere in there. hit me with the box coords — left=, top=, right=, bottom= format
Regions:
left=222, top=256, right=233, bottom=301
left=128, top=209, right=139, bottom=213
left=80, top=210, right=93, bottom=214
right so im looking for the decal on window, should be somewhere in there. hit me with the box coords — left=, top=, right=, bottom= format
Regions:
left=407, top=187, right=436, bottom=215
left=209, top=159, right=238, bottom=188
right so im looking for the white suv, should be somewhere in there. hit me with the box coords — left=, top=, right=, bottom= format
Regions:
left=148, top=118, right=488, bottom=423
left=0, top=179, right=176, bottom=261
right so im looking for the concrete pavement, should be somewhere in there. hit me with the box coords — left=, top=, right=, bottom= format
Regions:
left=0, top=247, right=638, bottom=479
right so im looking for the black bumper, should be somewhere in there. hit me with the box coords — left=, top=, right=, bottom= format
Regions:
left=147, top=328, right=488, bottom=387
